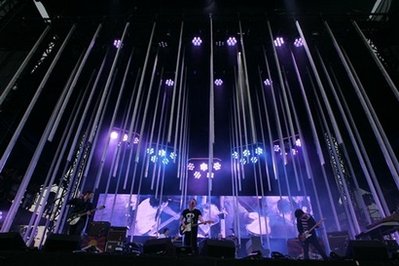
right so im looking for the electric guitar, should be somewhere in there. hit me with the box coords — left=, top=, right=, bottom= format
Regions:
left=67, top=205, right=105, bottom=225
left=179, top=220, right=214, bottom=235
left=298, top=218, right=325, bottom=241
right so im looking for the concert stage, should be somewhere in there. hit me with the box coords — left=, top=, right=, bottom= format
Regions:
left=0, top=250, right=396, bottom=266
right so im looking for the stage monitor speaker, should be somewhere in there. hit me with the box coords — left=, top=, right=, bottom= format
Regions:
left=201, top=239, right=235, bottom=258
left=327, top=231, right=349, bottom=257
left=345, top=240, right=389, bottom=260
left=107, top=226, right=127, bottom=242
left=143, top=238, right=175, bottom=256
left=0, top=232, right=27, bottom=251
left=43, top=234, right=81, bottom=252
left=246, top=236, right=269, bottom=257
left=87, top=221, right=110, bottom=237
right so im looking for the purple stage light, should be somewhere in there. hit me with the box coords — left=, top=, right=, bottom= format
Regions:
left=214, top=79, right=223, bottom=86
left=110, top=131, right=118, bottom=139
left=273, top=37, right=284, bottom=47
left=165, top=79, right=174, bottom=86
left=213, top=162, right=221, bottom=171
left=250, top=157, right=258, bottom=164
left=194, top=171, right=201, bottom=179
left=200, top=163, right=208, bottom=171
left=158, top=41, right=168, bottom=48
left=264, top=79, right=271, bottom=86
left=158, top=149, right=167, bottom=157
left=227, top=37, right=237, bottom=46
left=113, top=39, right=122, bottom=48
left=243, top=149, right=250, bottom=157
left=294, top=38, right=303, bottom=47
left=255, top=147, right=263, bottom=155
left=273, top=144, right=281, bottom=152
left=192, top=36, right=202, bottom=46
left=187, top=163, right=195, bottom=171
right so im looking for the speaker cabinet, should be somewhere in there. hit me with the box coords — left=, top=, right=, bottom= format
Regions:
left=345, top=240, right=389, bottom=260
left=87, top=221, right=110, bottom=237
left=0, top=232, right=27, bottom=251
left=143, top=238, right=175, bottom=256
left=327, top=231, right=349, bottom=257
left=43, top=234, right=81, bottom=252
left=200, top=239, right=235, bottom=258
left=107, top=226, right=127, bottom=242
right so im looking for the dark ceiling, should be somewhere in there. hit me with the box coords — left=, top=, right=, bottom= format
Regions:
left=0, top=0, right=398, bottom=197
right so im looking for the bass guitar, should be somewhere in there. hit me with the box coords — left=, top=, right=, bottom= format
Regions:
left=298, top=218, right=325, bottom=241
left=67, top=205, right=105, bottom=225
left=179, top=220, right=214, bottom=235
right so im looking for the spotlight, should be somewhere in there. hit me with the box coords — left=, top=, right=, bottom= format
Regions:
left=113, top=39, right=122, bottom=48
left=250, top=157, right=258, bottom=164
left=133, top=137, right=140, bottom=144
left=200, top=163, right=208, bottom=171
left=146, top=148, right=154, bottom=154
left=165, top=79, right=174, bottom=86
left=294, top=38, right=303, bottom=47
left=187, top=163, right=195, bottom=171
left=273, top=144, right=281, bottom=152
left=158, top=41, right=168, bottom=48
left=227, top=37, right=237, bottom=46
left=295, top=138, right=301, bottom=147
left=192, top=36, right=202, bottom=46
left=194, top=171, right=201, bottom=179
left=214, top=79, right=223, bottom=86
left=170, top=152, right=177, bottom=160
left=213, top=162, right=221, bottom=171
left=150, top=155, right=158, bottom=163
left=110, top=131, right=118, bottom=139
left=263, top=79, right=271, bottom=86
left=206, top=172, right=214, bottom=178
left=273, top=37, right=284, bottom=47
left=158, top=149, right=167, bottom=157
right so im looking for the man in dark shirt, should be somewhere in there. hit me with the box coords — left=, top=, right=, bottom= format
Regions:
left=66, top=191, right=95, bottom=236
left=180, top=198, right=211, bottom=254
left=294, top=209, right=328, bottom=260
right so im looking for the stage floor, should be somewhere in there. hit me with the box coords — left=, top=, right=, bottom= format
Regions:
left=0, top=250, right=397, bottom=266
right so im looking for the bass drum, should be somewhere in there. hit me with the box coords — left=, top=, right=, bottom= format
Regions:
left=245, top=212, right=271, bottom=236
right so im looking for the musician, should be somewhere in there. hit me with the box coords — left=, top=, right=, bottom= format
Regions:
left=66, top=191, right=95, bottom=236
left=294, top=209, right=328, bottom=260
left=180, top=198, right=212, bottom=254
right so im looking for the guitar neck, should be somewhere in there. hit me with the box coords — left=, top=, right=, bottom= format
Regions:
left=307, top=219, right=324, bottom=233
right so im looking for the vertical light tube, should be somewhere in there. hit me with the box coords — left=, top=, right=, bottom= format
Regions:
left=0, top=26, right=50, bottom=106
left=48, top=24, right=103, bottom=141
left=92, top=22, right=130, bottom=189
left=0, top=25, right=76, bottom=172
left=324, top=21, right=399, bottom=188
left=352, top=20, right=399, bottom=102
left=1, top=25, right=76, bottom=232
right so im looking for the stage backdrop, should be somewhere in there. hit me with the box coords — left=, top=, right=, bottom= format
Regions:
left=93, top=194, right=312, bottom=239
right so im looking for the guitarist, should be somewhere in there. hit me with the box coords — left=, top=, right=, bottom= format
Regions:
left=294, top=209, right=328, bottom=260
left=180, top=198, right=212, bottom=255
left=66, top=191, right=95, bottom=236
